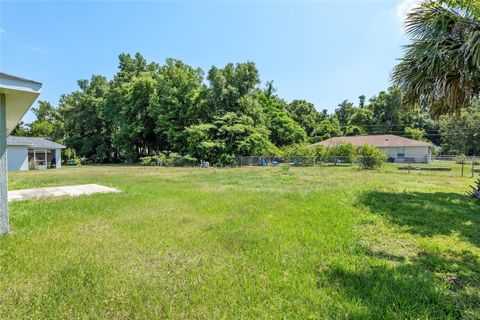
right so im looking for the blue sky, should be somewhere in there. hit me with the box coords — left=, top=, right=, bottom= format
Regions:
left=0, top=1, right=414, bottom=123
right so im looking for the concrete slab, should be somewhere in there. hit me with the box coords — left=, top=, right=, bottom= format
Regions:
left=8, top=184, right=120, bottom=202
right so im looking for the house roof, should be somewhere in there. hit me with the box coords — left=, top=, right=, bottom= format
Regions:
left=0, top=72, right=42, bottom=135
left=310, top=134, right=432, bottom=148
left=7, top=136, right=66, bottom=149
left=0, top=73, right=42, bottom=85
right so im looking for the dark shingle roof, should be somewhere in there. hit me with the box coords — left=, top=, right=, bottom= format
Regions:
left=7, top=136, right=66, bottom=149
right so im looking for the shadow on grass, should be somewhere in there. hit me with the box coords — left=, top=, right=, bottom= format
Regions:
left=317, top=249, right=480, bottom=318
left=315, top=190, right=480, bottom=318
left=359, top=191, right=480, bottom=247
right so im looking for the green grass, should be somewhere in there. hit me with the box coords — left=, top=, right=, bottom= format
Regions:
left=1, top=164, right=479, bottom=319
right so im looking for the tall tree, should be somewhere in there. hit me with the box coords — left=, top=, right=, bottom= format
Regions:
left=114, top=73, right=158, bottom=160
left=287, top=99, right=320, bottom=138
left=60, top=75, right=110, bottom=162
left=439, top=99, right=480, bottom=154
left=392, top=0, right=480, bottom=117
left=260, top=93, right=307, bottom=146
left=206, top=62, right=260, bottom=117
left=367, top=87, right=405, bottom=134
left=335, top=100, right=355, bottom=127
left=149, top=59, right=205, bottom=153
left=28, top=100, right=64, bottom=141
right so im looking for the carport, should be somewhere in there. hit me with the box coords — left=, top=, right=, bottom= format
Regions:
left=0, top=73, right=42, bottom=235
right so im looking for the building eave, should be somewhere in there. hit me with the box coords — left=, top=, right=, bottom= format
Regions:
left=0, top=73, right=42, bottom=135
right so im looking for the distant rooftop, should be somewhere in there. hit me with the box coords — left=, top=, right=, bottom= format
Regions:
left=310, top=134, right=432, bottom=148
left=7, top=136, right=66, bottom=149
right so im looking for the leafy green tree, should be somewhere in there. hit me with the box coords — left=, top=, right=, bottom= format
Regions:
left=27, top=100, right=64, bottom=141
left=11, top=121, right=29, bottom=136
left=367, top=87, right=404, bottom=134
left=60, top=75, right=110, bottom=162
left=287, top=99, right=320, bottom=138
left=315, top=117, right=342, bottom=140
left=344, top=125, right=365, bottom=136
left=358, top=95, right=366, bottom=108
left=404, top=127, right=427, bottom=141
left=29, top=121, right=55, bottom=138
left=215, top=112, right=274, bottom=156
left=185, top=123, right=221, bottom=161
left=260, top=93, right=307, bottom=146
left=439, top=100, right=480, bottom=155
left=206, top=62, right=260, bottom=117
left=348, top=107, right=374, bottom=132
left=185, top=112, right=275, bottom=162
left=114, top=73, right=158, bottom=160
left=335, top=100, right=355, bottom=127
left=149, top=59, right=205, bottom=153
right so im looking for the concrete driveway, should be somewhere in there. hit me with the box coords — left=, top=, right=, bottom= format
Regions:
left=8, top=184, right=120, bottom=202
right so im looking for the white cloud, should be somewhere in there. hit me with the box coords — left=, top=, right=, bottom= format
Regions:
left=0, top=28, right=5, bottom=33
left=26, top=45, right=45, bottom=53
left=396, top=0, right=425, bottom=23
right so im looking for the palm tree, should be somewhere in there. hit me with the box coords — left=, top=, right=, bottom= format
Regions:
left=392, top=1, right=480, bottom=118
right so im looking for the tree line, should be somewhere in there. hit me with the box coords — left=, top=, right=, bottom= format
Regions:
left=12, top=52, right=480, bottom=164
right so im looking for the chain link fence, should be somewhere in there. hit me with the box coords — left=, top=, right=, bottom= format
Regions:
left=232, top=155, right=478, bottom=177
left=234, top=155, right=431, bottom=167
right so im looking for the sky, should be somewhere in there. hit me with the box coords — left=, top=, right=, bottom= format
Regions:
left=0, top=0, right=418, bottom=124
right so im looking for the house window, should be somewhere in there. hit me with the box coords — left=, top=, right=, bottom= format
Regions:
left=397, top=147, right=405, bottom=158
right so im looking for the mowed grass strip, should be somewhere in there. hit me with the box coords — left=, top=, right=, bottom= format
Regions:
left=1, top=165, right=479, bottom=319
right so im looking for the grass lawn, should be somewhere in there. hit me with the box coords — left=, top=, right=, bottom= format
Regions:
left=1, top=164, right=479, bottom=319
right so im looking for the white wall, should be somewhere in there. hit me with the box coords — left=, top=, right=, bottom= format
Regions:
left=405, top=146, right=430, bottom=163
left=379, top=146, right=430, bottom=163
left=380, top=147, right=397, bottom=159
left=7, top=145, right=28, bottom=171
left=55, top=149, right=62, bottom=169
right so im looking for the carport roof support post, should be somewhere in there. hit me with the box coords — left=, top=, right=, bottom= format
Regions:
left=1, top=93, right=7, bottom=235
left=0, top=73, right=42, bottom=235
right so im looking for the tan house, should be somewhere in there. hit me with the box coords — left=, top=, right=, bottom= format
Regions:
left=310, top=134, right=432, bottom=163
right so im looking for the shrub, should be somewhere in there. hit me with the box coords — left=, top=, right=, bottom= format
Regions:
left=140, top=152, right=198, bottom=167
left=164, top=152, right=181, bottom=167
left=325, top=143, right=356, bottom=163
left=279, top=164, right=291, bottom=174
left=216, top=154, right=235, bottom=167
left=280, top=144, right=316, bottom=166
left=455, top=154, right=467, bottom=164
left=177, top=155, right=198, bottom=167
left=357, top=143, right=387, bottom=170
left=140, top=156, right=154, bottom=166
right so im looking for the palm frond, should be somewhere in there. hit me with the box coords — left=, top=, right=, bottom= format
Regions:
left=392, top=1, right=480, bottom=118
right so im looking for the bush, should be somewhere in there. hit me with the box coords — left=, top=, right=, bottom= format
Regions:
left=357, top=143, right=387, bottom=170
left=325, top=143, right=356, bottom=163
left=280, top=144, right=316, bottom=166
left=140, top=153, right=197, bottom=167
left=455, top=154, right=467, bottom=164
left=216, top=154, right=235, bottom=167
left=279, top=164, right=291, bottom=174
left=140, top=156, right=154, bottom=166
left=176, top=155, right=198, bottom=167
